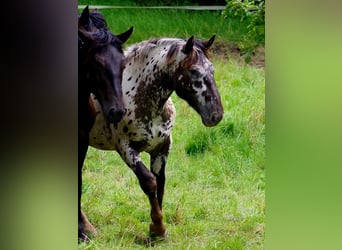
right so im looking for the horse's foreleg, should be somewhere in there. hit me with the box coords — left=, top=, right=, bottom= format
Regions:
left=78, top=128, right=96, bottom=241
left=134, top=161, right=167, bottom=237
left=120, top=146, right=167, bottom=237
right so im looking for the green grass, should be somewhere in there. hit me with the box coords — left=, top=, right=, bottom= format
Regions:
left=78, top=7, right=250, bottom=47
left=79, top=7, right=264, bottom=250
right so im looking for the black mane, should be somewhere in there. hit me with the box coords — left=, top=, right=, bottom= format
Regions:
left=78, top=10, right=122, bottom=53
left=89, top=11, right=108, bottom=30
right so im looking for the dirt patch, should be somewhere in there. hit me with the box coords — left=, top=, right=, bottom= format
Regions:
left=210, top=41, right=265, bottom=68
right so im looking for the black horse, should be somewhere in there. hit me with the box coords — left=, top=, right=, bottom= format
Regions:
left=78, top=6, right=133, bottom=241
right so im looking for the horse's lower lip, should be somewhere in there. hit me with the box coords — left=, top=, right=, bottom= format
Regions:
left=202, top=115, right=223, bottom=127
left=203, top=121, right=218, bottom=127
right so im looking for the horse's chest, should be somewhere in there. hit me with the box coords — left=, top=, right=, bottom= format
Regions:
left=89, top=97, right=175, bottom=153
left=119, top=115, right=172, bottom=152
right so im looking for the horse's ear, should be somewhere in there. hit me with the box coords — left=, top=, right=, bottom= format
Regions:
left=116, top=26, right=134, bottom=44
left=79, top=6, right=90, bottom=27
left=202, top=35, right=216, bottom=50
left=182, top=36, right=194, bottom=54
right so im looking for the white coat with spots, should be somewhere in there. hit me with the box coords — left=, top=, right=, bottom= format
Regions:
left=88, top=36, right=224, bottom=237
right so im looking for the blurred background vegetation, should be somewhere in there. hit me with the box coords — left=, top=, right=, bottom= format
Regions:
left=78, top=0, right=264, bottom=63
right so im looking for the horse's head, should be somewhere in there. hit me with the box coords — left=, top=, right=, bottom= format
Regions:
left=173, top=36, right=223, bottom=127
left=78, top=6, right=133, bottom=125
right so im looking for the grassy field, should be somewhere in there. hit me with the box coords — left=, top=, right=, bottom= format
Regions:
left=79, top=6, right=265, bottom=250
left=79, top=6, right=250, bottom=46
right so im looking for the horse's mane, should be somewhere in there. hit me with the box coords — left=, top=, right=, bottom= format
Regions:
left=89, top=11, right=108, bottom=30
left=78, top=10, right=123, bottom=53
left=124, top=38, right=209, bottom=64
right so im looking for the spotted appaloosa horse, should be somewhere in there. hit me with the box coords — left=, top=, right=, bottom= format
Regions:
left=88, top=36, right=223, bottom=237
left=78, top=6, right=133, bottom=241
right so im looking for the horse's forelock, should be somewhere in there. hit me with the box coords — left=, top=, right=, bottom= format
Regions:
left=89, top=11, right=108, bottom=30
left=194, top=39, right=210, bottom=58
left=181, top=49, right=199, bottom=68
left=88, top=29, right=123, bottom=52
left=165, top=39, right=210, bottom=65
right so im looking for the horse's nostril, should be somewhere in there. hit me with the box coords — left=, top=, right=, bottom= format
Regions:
left=211, top=112, right=223, bottom=124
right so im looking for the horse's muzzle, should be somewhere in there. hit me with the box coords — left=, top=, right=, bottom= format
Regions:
left=202, top=111, right=223, bottom=127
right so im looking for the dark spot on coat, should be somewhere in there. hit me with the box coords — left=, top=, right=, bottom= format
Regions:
left=130, top=140, right=149, bottom=152
left=123, top=126, right=128, bottom=133
left=127, top=76, right=132, bottom=81
left=128, top=120, right=133, bottom=124
left=194, top=81, right=202, bottom=88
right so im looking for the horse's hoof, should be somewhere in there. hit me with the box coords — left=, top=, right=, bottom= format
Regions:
left=149, top=223, right=168, bottom=239
left=150, top=229, right=168, bottom=238
left=78, top=227, right=97, bottom=243
left=79, top=211, right=97, bottom=243
left=78, top=231, right=89, bottom=243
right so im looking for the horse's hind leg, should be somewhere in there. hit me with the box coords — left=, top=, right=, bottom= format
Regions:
left=150, top=136, right=172, bottom=210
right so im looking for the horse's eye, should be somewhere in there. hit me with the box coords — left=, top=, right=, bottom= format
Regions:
left=189, top=69, right=199, bottom=77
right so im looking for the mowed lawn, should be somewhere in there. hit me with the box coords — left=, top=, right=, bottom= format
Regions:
left=79, top=6, right=265, bottom=250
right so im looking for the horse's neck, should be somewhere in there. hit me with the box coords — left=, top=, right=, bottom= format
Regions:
left=124, top=45, right=182, bottom=115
